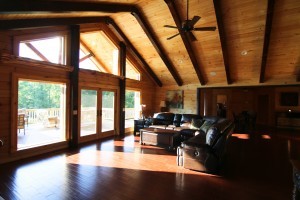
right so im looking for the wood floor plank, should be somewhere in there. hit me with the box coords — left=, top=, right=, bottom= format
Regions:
left=0, top=126, right=297, bottom=200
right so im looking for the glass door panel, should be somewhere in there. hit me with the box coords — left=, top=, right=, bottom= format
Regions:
left=101, top=91, right=115, bottom=132
left=80, top=89, right=97, bottom=136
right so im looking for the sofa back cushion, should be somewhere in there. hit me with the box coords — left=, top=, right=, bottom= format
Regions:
left=173, top=114, right=182, bottom=127
left=206, top=120, right=233, bottom=146
left=206, top=126, right=220, bottom=146
left=199, top=120, right=213, bottom=133
left=153, top=112, right=175, bottom=125
left=181, top=114, right=202, bottom=125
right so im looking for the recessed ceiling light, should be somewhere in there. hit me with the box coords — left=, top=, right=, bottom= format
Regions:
left=210, top=72, right=217, bottom=76
left=241, top=50, right=248, bottom=56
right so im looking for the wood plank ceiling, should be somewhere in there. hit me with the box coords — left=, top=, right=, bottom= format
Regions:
left=0, top=0, right=299, bottom=87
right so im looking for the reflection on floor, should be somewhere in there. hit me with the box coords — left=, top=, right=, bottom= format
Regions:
left=18, top=119, right=135, bottom=148
left=1, top=126, right=299, bottom=200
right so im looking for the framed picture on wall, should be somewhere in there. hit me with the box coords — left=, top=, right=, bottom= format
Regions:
left=166, top=90, right=183, bottom=109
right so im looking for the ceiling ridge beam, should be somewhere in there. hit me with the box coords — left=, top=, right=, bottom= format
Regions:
left=0, top=17, right=105, bottom=30
left=0, top=1, right=136, bottom=13
left=260, top=0, right=275, bottom=83
left=104, top=17, right=162, bottom=87
left=131, top=9, right=183, bottom=86
left=213, top=0, right=232, bottom=85
left=164, top=0, right=206, bottom=85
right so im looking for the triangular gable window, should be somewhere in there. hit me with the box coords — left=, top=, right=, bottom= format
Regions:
left=80, top=31, right=119, bottom=75
left=126, top=59, right=141, bottom=81
left=79, top=46, right=101, bottom=71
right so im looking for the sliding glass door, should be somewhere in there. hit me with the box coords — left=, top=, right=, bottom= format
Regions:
left=17, top=79, right=66, bottom=150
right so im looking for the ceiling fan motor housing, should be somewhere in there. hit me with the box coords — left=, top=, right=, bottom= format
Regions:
left=182, top=20, right=193, bottom=31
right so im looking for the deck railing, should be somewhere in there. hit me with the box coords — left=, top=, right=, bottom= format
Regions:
left=19, top=107, right=136, bottom=124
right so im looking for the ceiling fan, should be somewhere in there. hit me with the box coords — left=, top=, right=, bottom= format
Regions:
left=164, top=0, right=216, bottom=41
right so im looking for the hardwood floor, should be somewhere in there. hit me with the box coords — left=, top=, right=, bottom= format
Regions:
left=0, top=126, right=298, bottom=200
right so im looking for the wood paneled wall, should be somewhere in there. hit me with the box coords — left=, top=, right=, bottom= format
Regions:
left=154, top=84, right=199, bottom=114
left=155, top=84, right=300, bottom=128
left=198, top=86, right=300, bottom=126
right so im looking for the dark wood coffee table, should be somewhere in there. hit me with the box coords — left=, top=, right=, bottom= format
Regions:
left=140, top=128, right=180, bottom=150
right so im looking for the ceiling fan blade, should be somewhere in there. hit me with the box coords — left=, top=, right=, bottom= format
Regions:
left=187, top=32, right=197, bottom=41
left=194, top=27, right=216, bottom=31
left=164, top=25, right=178, bottom=29
left=167, top=33, right=180, bottom=40
left=190, top=16, right=201, bottom=26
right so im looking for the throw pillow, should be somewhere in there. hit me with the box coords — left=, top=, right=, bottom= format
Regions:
left=190, top=118, right=204, bottom=130
left=199, top=120, right=213, bottom=133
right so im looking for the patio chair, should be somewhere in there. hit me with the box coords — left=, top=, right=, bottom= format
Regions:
left=18, top=114, right=26, bottom=134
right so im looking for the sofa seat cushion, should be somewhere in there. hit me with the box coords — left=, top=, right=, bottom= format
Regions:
left=182, top=131, right=206, bottom=146
left=180, top=129, right=201, bottom=139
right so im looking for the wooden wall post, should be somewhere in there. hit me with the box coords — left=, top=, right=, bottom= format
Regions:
left=119, top=42, right=126, bottom=136
left=69, top=25, right=80, bottom=148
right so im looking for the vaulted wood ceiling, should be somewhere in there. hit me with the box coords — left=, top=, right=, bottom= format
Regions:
left=1, top=0, right=299, bottom=87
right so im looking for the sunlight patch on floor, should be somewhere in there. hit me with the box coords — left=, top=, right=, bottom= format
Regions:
left=232, top=133, right=249, bottom=140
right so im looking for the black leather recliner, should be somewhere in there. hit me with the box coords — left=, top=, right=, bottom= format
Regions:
left=177, top=117, right=234, bottom=174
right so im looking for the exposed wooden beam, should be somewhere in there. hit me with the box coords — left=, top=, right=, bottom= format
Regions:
left=104, top=18, right=163, bottom=87
left=24, top=43, right=50, bottom=62
left=0, top=17, right=105, bottom=30
left=260, top=0, right=275, bottom=83
left=212, top=0, right=232, bottom=85
left=164, top=0, right=206, bottom=85
left=131, top=9, right=183, bottom=86
left=0, top=1, right=136, bottom=13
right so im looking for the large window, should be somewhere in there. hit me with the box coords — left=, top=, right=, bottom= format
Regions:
left=18, top=36, right=66, bottom=65
left=17, top=80, right=66, bottom=150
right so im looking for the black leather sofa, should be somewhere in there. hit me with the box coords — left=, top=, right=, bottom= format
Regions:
left=148, top=112, right=234, bottom=174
